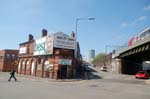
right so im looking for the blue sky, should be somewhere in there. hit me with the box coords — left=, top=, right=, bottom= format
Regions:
left=0, top=0, right=150, bottom=59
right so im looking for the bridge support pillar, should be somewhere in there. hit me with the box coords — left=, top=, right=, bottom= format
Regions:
left=111, top=58, right=122, bottom=74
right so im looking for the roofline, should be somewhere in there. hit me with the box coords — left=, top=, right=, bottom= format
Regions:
left=137, top=27, right=150, bottom=35
left=19, top=40, right=34, bottom=45
left=0, top=49, right=19, bottom=51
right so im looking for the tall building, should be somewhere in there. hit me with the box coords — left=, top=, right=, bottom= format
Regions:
left=88, top=49, right=95, bottom=63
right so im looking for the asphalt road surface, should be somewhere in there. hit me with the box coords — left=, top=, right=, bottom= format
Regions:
left=0, top=67, right=150, bottom=99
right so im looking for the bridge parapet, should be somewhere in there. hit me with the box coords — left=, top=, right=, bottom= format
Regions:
left=120, top=35, right=150, bottom=53
left=113, top=35, right=150, bottom=58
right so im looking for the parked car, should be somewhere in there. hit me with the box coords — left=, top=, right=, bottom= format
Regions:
left=100, top=66, right=107, bottom=72
left=135, top=71, right=150, bottom=79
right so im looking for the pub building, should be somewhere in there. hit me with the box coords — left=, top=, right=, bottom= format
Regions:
left=18, top=29, right=82, bottom=79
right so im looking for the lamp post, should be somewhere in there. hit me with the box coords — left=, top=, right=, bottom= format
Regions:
left=75, top=18, right=95, bottom=40
left=75, top=17, right=95, bottom=58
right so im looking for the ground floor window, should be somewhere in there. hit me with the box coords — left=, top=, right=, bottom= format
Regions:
left=18, top=61, right=21, bottom=73
left=31, top=61, right=35, bottom=74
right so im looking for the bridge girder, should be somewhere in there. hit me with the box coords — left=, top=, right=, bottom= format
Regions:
left=119, top=42, right=150, bottom=60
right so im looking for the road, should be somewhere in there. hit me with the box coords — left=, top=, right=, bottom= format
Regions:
left=0, top=67, right=150, bottom=99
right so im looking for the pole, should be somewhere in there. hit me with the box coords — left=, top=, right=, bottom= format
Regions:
left=75, top=19, right=78, bottom=58
left=75, top=18, right=95, bottom=58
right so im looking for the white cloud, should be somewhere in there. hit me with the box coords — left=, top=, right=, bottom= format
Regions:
left=121, top=16, right=147, bottom=28
left=144, top=5, right=150, bottom=11
left=121, top=23, right=128, bottom=27
left=138, top=16, right=147, bottom=21
left=131, top=16, right=147, bottom=26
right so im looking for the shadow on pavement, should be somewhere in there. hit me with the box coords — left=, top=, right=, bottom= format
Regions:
left=82, top=67, right=102, bottom=80
left=89, top=72, right=102, bottom=80
left=89, top=67, right=98, bottom=72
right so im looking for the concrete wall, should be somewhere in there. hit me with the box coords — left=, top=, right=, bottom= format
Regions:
left=111, top=58, right=122, bottom=74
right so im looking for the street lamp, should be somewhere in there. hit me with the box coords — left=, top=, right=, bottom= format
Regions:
left=75, top=18, right=95, bottom=40
left=75, top=18, right=95, bottom=58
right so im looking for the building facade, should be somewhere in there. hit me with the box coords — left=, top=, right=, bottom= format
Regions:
left=0, top=49, right=18, bottom=72
left=18, top=29, right=82, bottom=79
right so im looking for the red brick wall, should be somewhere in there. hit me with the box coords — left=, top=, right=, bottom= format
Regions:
left=18, top=40, right=79, bottom=79
left=25, top=59, right=32, bottom=75
left=0, top=50, right=5, bottom=71
left=0, top=50, right=19, bottom=72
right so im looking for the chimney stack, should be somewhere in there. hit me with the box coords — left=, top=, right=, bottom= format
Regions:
left=42, top=29, right=47, bottom=37
left=71, top=31, right=75, bottom=38
left=28, top=34, right=34, bottom=41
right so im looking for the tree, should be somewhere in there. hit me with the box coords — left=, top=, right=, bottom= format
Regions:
left=92, top=53, right=107, bottom=67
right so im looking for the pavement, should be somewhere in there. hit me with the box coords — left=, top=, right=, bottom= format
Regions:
left=17, top=74, right=83, bottom=82
left=145, top=79, right=150, bottom=84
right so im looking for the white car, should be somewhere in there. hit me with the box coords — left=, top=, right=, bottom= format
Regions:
left=100, top=66, right=107, bottom=71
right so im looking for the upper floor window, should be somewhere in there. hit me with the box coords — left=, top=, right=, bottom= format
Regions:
left=6, top=54, right=10, bottom=59
left=12, top=54, right=15, bottom=59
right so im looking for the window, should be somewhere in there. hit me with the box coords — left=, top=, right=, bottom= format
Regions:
left=22, top=61, right=26, bottom=69
left=0, top=55, right=4, bottom=62
left=12, top=54, right=15, bottom=60
left=6, top=54, right=10, bottom=59
left=26, top=61, right=30, bottom=69
left=0, top=55, right=4, bottom=59
left=38, top=57, right=41, bottom=64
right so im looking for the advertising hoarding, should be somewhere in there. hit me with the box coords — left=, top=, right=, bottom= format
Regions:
left=53, top=32, right=75, bottom=50
left=34, top=32, right=75, bottom=55
left=34, top=36, right=54, bottom=56
left=34, top=37, right=47, bottom=55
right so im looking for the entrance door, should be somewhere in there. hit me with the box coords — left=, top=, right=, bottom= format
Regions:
left=60, top=65, right=67, bottom=79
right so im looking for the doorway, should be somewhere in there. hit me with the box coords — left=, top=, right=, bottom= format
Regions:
left=60, top=65, right=67, bottom=79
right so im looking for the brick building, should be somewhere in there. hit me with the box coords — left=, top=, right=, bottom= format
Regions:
left=0, top=49, right=19, bottom=72
left=18, top=29, right=82, bottom=79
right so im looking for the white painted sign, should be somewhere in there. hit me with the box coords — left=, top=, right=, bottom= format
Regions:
left=44, top=60, right=54, bottom=71
left=53, top=32, right=75, bottom=49
left=19, top=47, right=27, bottom=54
left=59, top=59, right=72, bottom=65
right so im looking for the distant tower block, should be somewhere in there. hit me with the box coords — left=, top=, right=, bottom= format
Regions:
left=88, top=49, right=95, bottom=63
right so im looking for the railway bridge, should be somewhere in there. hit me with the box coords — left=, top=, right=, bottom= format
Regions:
left=114, top=28, right=150, bottom=74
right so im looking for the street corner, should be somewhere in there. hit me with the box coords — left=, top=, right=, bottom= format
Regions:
left=17, top=74, right=84, bottom=83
